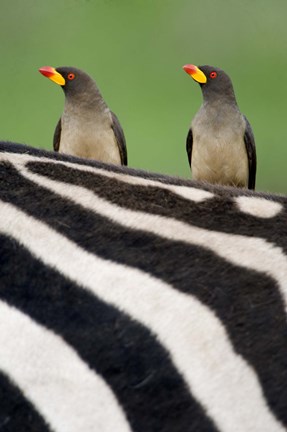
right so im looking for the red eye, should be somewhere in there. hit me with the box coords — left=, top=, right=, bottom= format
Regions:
left=68, top=73, right=75, bottom=80
left=210, top=71, right=217, bottom=79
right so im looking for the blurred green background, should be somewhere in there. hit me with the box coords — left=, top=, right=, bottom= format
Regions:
left=0, top=0, right=286, bottom=193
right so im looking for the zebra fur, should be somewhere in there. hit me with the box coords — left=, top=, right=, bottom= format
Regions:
left=0, top=141, right=286, bottom=432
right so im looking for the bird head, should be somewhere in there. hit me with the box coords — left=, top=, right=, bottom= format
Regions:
left=39, top=66, right=100, bottom=100
left=182, top=64, right=236, bottom=102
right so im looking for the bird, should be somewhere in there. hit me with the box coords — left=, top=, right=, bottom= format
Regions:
left=182, top=64, right=256, bottom=190
left=39, top=66, right=127, bottom=166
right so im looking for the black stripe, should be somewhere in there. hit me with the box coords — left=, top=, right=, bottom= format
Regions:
left=28, top=161, right=287, bottom=254
left=0, top=234, right=217, bottom=432
left=0, top=141, right=192, bottom=185
left=1, top=140, right=286, bottom=201
left=0, top=370, right=52, bottom=432
left=1, top=162, right=287, bottom=425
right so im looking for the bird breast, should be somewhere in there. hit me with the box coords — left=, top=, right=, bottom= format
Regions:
left=191, top=106, right=249, bottom=187
left=60, top=112, right=121, bottom=164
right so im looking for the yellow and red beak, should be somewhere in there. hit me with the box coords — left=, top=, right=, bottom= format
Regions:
left=182, top=64, right=207, bottom=84
left=39, top=66, right=65, bottom=86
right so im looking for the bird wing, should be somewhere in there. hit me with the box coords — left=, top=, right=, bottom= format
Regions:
left=53, top=118, right=62, bottom=152
left=243, top=116, right=257, bottom=190
left=186, top=128, right=193, bottom=168
left=111, top=111, right=127, bottom=166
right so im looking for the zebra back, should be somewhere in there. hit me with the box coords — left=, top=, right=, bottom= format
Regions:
left=0, top=141, right=287, bottom=432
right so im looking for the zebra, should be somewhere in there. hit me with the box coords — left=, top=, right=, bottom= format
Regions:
left=0, top=140, right=286, bottom=432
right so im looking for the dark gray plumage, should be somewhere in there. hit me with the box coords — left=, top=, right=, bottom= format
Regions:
left=39, top=66, right=127, bottom=166
left=183, top=64, right=256, bottom=190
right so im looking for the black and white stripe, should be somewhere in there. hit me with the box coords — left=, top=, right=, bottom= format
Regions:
left=0, top=141, right=286, bottom=432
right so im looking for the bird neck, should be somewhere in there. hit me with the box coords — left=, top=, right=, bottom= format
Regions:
left=200, top=94, right=241, bottom=121
left=64, top=89, right=108, bottom=116
left=201, top=86, right=238, bottom=106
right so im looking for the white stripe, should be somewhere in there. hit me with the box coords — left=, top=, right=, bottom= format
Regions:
left=235, top=196, right=283, bottom=218
left=0, top=152, right=213, bottom=202
left=0, top=201, right=284, bottom=432
left=0, top=300, right=132, bottom=432
left=19, top=162, right=287, bottom=311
